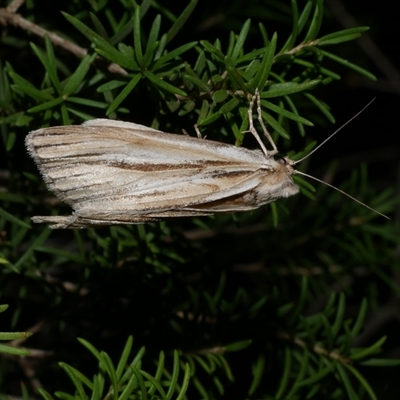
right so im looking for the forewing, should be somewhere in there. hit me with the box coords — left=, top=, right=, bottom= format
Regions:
left=26, top=119, right=273, bottom=216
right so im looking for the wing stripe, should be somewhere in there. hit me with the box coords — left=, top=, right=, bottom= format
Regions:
left=26, top=120, right=285, bottom=218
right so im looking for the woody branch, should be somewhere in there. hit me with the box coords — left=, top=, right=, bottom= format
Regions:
left=0, top=0, right=128, bottom=76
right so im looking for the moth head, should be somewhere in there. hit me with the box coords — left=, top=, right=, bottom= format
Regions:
left=274, top=155, right=295, bottom=172
left=271, top=149, right=388, bottom=219
left=247, top=91, right=387, bottom=218
left=269, top=155, right=299, bottom=198
left=273, top=154, right=297, bottom=180
left=281, top=108, right=389, bottom=220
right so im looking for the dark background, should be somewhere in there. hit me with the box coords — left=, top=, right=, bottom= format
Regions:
left=1, top=0, right=400, bottom=398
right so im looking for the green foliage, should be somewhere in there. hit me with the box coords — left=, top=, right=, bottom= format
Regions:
left=0, top=305, right=31, bottom=356
left=0, top=0, right=399, bottom=399
left=36, top=337, right=190, bottom=400
left=4, top=0, right=374, bottom=137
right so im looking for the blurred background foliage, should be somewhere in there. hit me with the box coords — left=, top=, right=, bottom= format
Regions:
left=0, top=0, right=400, bottom=399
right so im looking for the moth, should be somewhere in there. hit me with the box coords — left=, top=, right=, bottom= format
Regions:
left=26, top=91, right=386, bottom=228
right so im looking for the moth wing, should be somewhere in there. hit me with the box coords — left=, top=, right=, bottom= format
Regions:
left=26, top=119, right=274, bottom=218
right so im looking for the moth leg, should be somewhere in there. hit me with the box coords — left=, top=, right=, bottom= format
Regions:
left=182, top=125, right=206, bottom=139
left=254, top=88, right=278, bottom=155
left=70, top=216, right=161, bottom=228
left=194, top=124, right=206, bottom=139
left=31, top=215, right=79, bottom=229
left=242, top=91, right=270, bottom=156
left=31, top=214, right=162, bottom=229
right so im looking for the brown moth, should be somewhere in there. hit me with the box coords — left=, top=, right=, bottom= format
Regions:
left=25, top=91, right=386, bottom=229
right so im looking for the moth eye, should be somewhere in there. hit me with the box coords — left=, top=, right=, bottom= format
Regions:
left=274, top=156, right=287, bottom=165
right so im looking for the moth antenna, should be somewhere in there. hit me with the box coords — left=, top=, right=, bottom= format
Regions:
left=242, top=89, right=278, bottom=156
left=294, top=170, right=390, bottom=220
left=294, top=98, right=376, bottom=165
